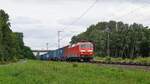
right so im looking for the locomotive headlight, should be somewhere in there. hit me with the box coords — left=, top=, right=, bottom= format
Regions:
left=80, top=50, right=86, bottom=52
left=88, top=50, right=93, bottom=52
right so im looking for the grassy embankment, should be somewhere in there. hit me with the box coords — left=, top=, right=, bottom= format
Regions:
left=95, top=56, right=150, bottom=64
left=0, top=60, right=150, bottom=84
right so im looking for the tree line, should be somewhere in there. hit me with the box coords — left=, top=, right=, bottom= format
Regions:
left=0, top=9, right=34, bottom=63
left=71, top=21, right=150, bottom=58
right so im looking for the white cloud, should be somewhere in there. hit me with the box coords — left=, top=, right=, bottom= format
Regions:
left=0, top=0, right=150, bottom=49
left=12, top=16, right=42, bottom=25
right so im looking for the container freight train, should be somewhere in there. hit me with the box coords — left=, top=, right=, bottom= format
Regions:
left=40, top=41, right=94, bottom=62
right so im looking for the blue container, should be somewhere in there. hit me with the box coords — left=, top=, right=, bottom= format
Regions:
left=56, top=47, right=65, bottom=60
left=41, top=52, right=51, bottom=60
left=47, top=50, right=57, bottom=60
left=47, top=51, right=54, bottom=60
left=44, top=53, right=49, bottom=60
left=40, top=47, right=66, bottom=61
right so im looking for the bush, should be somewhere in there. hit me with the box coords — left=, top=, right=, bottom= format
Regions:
left=134, top=57, right=149, bottom=64
left=105, top=56, right=111, bottom=62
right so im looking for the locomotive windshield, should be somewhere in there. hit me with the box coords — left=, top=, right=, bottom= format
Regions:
left=80, top=43, right=93, bottom=48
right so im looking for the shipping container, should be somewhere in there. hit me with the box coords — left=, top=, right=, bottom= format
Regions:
left=47, top=50, right=54, bottom=60
left=40, top=53, right=49, bottom=60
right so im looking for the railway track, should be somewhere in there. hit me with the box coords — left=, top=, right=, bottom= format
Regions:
left=90, top=61, right=150, bottom=66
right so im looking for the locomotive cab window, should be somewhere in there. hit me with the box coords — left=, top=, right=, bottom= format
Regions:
left=80, top=43, right=93, bottom=48
left=80, top=44, right=86, bottom=48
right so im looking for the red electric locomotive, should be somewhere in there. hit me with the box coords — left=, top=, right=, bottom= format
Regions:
left=64, top=41, right=94, bottom=61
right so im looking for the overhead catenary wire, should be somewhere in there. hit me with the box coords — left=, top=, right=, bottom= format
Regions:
left=54, top=0, right=99, bottom=48
left=49, top=0, right=150, bottom=49
left=113, top=0, right=150, bottom=21
left=114, top=6, right=146, bottom=21
left=113, top=5, right=146, bottom=31
left=60, top=4, right=147, bottom=45
left=62, top=1, right=148, bottom=36
left=61, top=0, right=99, bottom=31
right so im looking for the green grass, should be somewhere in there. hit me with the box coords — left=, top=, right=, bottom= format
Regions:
left=0, top=60, right=150, bottom=84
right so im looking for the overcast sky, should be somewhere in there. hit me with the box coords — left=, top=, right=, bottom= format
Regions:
left=0, top=0, right=150, bottom=50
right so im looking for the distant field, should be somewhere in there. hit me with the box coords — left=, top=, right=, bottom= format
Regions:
left=0, top=60, right=150, bottom=84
